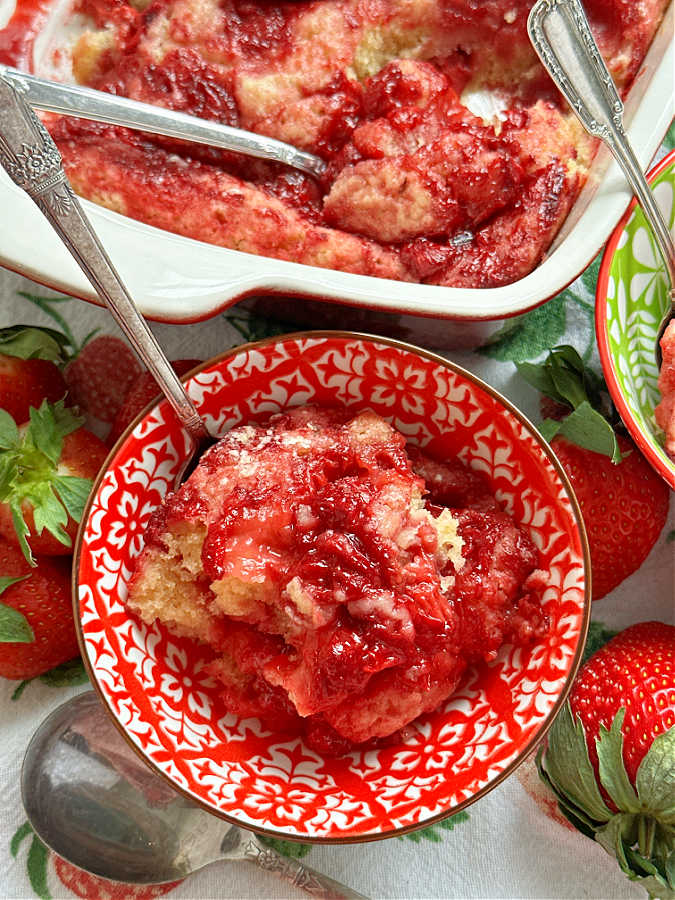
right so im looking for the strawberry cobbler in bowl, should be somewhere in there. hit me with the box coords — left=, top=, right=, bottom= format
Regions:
left=75, top=333, right=590, bottom=840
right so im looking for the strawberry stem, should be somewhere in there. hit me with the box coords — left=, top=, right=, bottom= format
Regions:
left=637, top=815, right=656, bottom=859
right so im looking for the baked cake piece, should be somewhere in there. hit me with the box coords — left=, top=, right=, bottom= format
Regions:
left=127, top=406, right=548, bottom=753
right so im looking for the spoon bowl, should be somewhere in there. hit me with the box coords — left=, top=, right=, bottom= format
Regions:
left=22, top=691, right=367, bottom=896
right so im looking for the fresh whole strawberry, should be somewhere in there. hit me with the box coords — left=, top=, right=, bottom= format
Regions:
left=0, top=399, right=108, bottom=562
left=0, top=537, right=79, bottom=678
left=516, top=346, right=670, bottom=600
left=64, top=335, right=143, bottom=424
left=0, top=325, right=69, bottom=423
left=107, top=359, right=202, bottom=446
left=551, top=435, right=669, bottom=600
left=538, top=622, right=675, bottom=899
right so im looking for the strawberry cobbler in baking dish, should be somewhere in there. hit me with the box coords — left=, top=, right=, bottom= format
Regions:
left=126, top=407, right=548, bottom=754
left=0, top=0, right=670, bottom=287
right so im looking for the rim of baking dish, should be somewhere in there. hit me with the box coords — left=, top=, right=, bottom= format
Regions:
left=0, top=5, right=672, bottom=324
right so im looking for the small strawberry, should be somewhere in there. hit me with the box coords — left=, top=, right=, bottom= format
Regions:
left=517, top=346, right=670, bottom=600
left=0, top=400, right=108, bottom=562
left=551, top=435, right=669, bottom=600
left=107, top=359, right=202, bottom=446
left=0, top=538, right=79, bottom=679
left=64, top=335, right=143, bottom=424
left=0, top=325, right=69, bottom=423
left=538, top=622, right=675, bottom=899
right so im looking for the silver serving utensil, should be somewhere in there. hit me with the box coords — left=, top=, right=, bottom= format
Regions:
left=22, top=691, right=367, bottom=897
left=0, top=64, right=327, bottom=180
left=527, top=0, right=675, bottom=366
left=0, top=69, right=217, bottom=475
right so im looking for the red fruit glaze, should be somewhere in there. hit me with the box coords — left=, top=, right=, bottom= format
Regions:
left=551, top=436, right=669, bottom=600
left=569, top=621, right=675, bottom=786
left=0, top=355, right=68, bottom=424
left=131, top=407, right=548, bottom=752
left=0, top=538, right=78, bottom=679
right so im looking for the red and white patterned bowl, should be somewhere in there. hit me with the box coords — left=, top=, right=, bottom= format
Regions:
left=74, top=332, right=590, bottom=842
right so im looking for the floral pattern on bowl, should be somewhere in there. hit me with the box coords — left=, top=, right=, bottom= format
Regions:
left=597, top=150, right=675, bottom=489
left=75, top=333, right=590, bottom=841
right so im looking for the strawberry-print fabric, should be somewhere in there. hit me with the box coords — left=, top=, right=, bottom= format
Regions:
left=0, top=197, right=673, bottom=896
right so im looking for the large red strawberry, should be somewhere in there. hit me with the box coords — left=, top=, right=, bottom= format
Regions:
left=551, top=436, right=669, bottom=600
left=516, top=346, right=670, bottom=600
left=0, top=538, right=79, bottom=678
left=0, top=399, right=108, bottom=562
left=0, top=326, right=69, bottom=423
left=538, top=622, right=675, bottom=898
left=64, top=335, right=143, bottom=424
left=107, top=358, right=202, bottom=446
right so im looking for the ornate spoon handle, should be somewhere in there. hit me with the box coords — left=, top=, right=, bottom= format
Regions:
left=0, top=72, right=207, bottom=440
left=239, top=836, right=369, bottom=899
left=527, top=0, right=675, bottom=290
left=0, top=65, right=326, bottom=180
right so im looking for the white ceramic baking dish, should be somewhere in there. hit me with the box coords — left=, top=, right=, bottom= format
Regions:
left=0, top=0, right=672, bottom=346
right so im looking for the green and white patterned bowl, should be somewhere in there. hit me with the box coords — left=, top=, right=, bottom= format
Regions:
left=597, top=150, right=675, bottom=489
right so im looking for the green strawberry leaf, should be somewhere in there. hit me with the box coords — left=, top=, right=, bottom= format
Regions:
left=543, top=702, right=614, bottom=822
left=596, top=813, right=638, bottom=875
left=555, top=401, right=623, bottom=463
left=53, top=476, right=93, bottom=524
left=539, top=418, right=563, bottom=442
left=515, top=361, right=564, bottom=400
left=26, top=399, right=83, bottom=467
left=0, top=600, right=34, bottom=642
left=0, top=409, right=20, bottom=450
left=0, top=574, right=28, bottom=597
left=666, top=850, right=675, bottom=887
left=31, top=485, right=70, bottom=545
left=0, top=399, right=86, bottom=564
left=479, top=293, right=566, bottom=362
left=597, top=710, right=641, bottom=813
left=535, top=748, right=598, bottom=838
left=667, top=530, right=675, bottom=543
left=38, top=657, right=87, bottom=687
left=0, top=325, right=69, bottom=364
left=11, top=502, right=34, bottom=566
left=636, top=727, right=675, bottom=822
left=548, top=353, right=589, bottom=408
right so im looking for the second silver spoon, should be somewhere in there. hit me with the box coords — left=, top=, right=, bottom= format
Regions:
left=527, top=0, right=675, bottom=365
left=22, top=691, right=367, bottom=897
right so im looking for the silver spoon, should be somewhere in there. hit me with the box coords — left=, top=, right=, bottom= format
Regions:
left=0, top=70, right=216, bottom=474
left=527, top=0, right=675, bottom=366
left=0, top=65, right=326, bottom=180
left=22, top=691, right=368, bottom=897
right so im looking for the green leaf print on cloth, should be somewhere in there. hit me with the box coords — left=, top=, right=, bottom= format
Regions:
left=479, top=293, right=566, bottom=362
left=399, top=811, right=470, bottom=843
left=10, top=823, right=50, bottom=900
